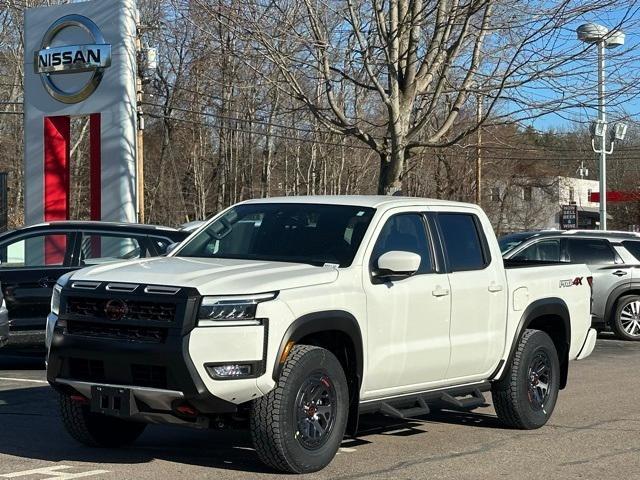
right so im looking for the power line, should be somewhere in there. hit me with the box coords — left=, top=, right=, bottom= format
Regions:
left=145, top=112, right=372, bottom=150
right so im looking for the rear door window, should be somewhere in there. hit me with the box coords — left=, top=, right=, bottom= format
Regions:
left=513, top=239, right=561, bottom=262
left=437, top=213, right=489, bottom=271
left=622, top=241, right=640, bottom=262
left=566, top=238, right=616, bottom=265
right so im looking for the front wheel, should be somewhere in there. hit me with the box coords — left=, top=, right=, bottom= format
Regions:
left=491, top=329, right=560, bottom=430
left=250, top=345, right=349, bottom=473
left=612, top=295, right=640, bottom=341
left=60, top=393, right=146, bottom=447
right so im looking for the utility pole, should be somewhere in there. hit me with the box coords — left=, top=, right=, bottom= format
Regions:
left=136, top=28, right=145, bottom=224
left=597, top=40, right=606, bottom=230
left=475, top=93, right=482, bottom=206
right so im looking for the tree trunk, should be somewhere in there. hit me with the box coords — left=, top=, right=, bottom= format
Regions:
left=377, top=148, right=405, bottom=195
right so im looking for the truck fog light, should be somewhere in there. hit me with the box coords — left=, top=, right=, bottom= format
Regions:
left=206, top=363, right=253, bottom=379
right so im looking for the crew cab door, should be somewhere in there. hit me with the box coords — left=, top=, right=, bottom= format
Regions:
left=361, top=210, right=451, bottom=398
left=0, top=231, right=76, bottom=332
left=432, top=209, right=507, bottom=380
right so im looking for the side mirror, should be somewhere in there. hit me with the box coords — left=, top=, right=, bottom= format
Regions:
left=164, top=242, right=179, bottom=255
left=375, top=251, right=421, bottom=280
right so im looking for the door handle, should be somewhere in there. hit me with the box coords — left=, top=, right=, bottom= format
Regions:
left=488, top=283, right=504, bottom=293
left=432, top=287, right=450, bottom=297
left=613, top=270, right=628, bottom=277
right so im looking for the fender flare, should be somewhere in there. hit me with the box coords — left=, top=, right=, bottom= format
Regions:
left=272, top=310, right=364, bottom=384
left=492, top=297, right=571, bottom=387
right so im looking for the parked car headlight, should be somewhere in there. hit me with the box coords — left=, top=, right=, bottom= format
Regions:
left=51, top=284, right=62, bottom=315
left=198, top=292, right=277, bottom=326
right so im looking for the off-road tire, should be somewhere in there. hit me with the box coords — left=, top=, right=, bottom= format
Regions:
left=491, top=329, right=560, bottom=430
left=250, top=345, right=349, bottom=473
left=612, top=295, right=640, bottom=341
left=60, top=393, right=146, bottom=447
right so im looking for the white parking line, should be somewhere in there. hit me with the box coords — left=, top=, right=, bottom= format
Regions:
left=0, top=465, right=109, bottom=479
left=0, top=377, right=48, bottom=384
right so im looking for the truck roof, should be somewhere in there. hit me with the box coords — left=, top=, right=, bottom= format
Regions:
left=240, top=195, right=477, bottom=209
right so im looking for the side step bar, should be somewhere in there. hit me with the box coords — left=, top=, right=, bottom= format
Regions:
left=380, top=397, right=430, bottom=420
left=360, top=382, right=490, bottom=420
left=439, top=388, right=487, bottom=411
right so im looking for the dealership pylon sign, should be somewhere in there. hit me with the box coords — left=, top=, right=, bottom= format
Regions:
left=24, top=0, right=138, bottom=226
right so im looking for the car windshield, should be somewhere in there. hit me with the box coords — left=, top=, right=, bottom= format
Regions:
left=499, top=232, right=535, bottom=255
left=175, top=203, right=376, bottom=267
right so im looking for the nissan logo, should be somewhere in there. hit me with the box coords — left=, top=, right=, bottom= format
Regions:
left=34, top=14, right=112, bottom=104
left=104, top=299, right=128, bottom=321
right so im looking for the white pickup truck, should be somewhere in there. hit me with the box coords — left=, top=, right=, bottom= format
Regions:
left=45, top=196, right=596, bottom=473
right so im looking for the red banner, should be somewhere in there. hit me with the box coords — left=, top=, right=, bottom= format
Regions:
left=588, top=191, right=640, bottom=203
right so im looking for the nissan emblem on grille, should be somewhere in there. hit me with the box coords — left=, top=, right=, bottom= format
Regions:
left=104, top=299, right=128, bottom=321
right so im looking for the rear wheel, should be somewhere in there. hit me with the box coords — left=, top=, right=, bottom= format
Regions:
left=491, top=329, right=560, bottom=430
left=612, top=295, right=640, bottom=341
left=250, top=345, right=349, bottom=473
left=60, top=393, right=146, bottom=447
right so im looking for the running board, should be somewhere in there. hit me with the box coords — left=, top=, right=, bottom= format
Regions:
left=359, top=381, right=490, bottom=419
left=438, top=388, right=487, bottom=411
left=379, top=397, right=430, bottom=420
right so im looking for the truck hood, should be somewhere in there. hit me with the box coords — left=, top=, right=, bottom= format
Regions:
left=70, top=257, right=339, bottom=294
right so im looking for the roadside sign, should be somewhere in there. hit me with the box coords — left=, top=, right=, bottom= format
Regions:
left=561, top=204, right=578, bottom=230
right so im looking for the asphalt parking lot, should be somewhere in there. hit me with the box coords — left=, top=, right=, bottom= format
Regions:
left=0, top=335, right=638, bottom=480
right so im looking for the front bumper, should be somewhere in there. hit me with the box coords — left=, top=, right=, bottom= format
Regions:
left=46, top=283, right=242, bottom=423
left=46, top=282, right=284, bottom=423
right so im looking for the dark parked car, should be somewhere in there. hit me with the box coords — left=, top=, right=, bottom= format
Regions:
left=0, top=221, right=189, bottom=348
left=0, top=288, right=7, bottom=348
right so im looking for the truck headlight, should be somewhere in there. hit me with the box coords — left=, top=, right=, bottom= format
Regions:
left=51, top=284, right=62, bottom=315
left=198, top=292, right=277, bottom=326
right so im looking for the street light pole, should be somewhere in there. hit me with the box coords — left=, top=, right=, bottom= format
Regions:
left=577, top=22, right=625, bottom=231
left=597, top=39, right=607, bottom=230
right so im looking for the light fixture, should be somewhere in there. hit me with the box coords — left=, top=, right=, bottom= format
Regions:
left=613, top=122, right=628, bottom=141
left=206, top=363, right=255, bottom=379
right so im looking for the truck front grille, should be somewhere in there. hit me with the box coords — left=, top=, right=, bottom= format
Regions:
left=66, top=320, right=167, bottom=344
left=66, top=297, right=176, bottom=323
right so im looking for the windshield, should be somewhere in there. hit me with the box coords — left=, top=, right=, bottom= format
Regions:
left=499, top=232, right=534, bottom=255
left=176, top=203, right=376, bottom=267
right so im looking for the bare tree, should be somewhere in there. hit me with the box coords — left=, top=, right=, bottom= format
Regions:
left=194, top=0, right=640, bottom=194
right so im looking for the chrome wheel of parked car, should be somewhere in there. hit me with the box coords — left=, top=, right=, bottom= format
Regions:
left=620, top=301, right=640, bottom=337
left=613, top=295, right=640, bottom=341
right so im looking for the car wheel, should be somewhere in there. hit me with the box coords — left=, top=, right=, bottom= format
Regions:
left=60, top=393, right=146, bottom=447
left=612, top=295, right=640, bottom=341
left=491, top=329, right=560, bottom=430
left=250, top=345, right=349, bottom=473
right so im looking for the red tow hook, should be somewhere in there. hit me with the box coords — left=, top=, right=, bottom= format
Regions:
left=175, top=403, right=199, bottom=417
left=70, top=394, right=89, bottom=405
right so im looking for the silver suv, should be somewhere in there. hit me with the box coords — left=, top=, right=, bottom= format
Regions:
left=501, top=230, right=640, bottom=341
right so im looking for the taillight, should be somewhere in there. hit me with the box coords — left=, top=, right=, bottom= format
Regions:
left=586, top=276, right=593, bottom=288
left=587, top=276, right=594, bottom=314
